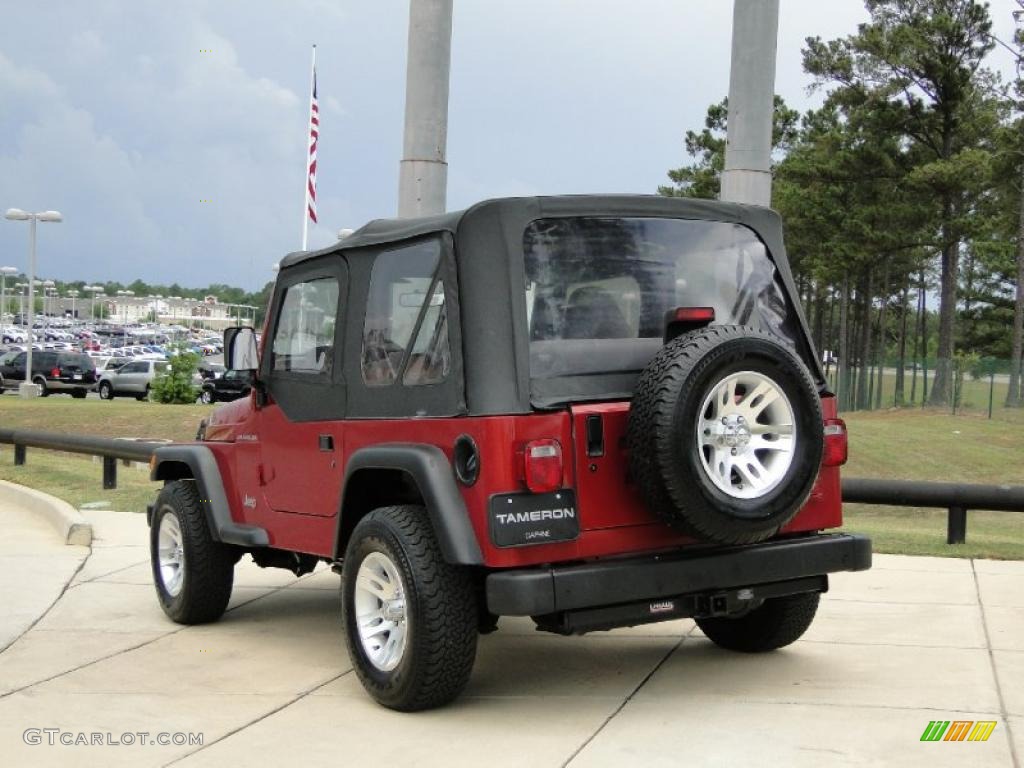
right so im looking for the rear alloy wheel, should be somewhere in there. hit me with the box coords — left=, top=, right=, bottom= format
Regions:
left=697, top=592, right=820, bottom=652
left=628, top=325, right=822, bottom=545
left=33, top=377, right=49, bottom=397
left=342, top=505, right=478, bottom=711
left=98, top=381, right=114, bottom=400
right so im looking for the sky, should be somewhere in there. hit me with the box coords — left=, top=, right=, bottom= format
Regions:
left=0, top=1, right=1020, bottom=291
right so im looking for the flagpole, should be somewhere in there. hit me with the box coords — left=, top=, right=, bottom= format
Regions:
left=301, top=44, right=317, bottom=251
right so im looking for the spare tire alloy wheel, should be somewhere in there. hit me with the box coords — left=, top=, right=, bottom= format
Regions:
left=627, top=326, right=823, bottom=546
left=698, top=370, right=796, bottom=500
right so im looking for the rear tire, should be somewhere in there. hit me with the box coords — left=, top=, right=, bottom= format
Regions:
left=137, top=385, right=150, bottom=401
left=34, top=377, right=49, bottom=397
left=71, top=389, right=87, bottom=399
left=696, top=592, right=819, bottom=652
left=150, top=479, right=235, bottom=624
left=341, top=505, right=478, bottom=711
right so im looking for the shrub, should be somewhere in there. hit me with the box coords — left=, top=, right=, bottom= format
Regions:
left=151, top=351, right=200, bottom=404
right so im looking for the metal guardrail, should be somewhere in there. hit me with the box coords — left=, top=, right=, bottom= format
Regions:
left=0, top=428, right=168, bottom=490
left=0, top=428, right=1020, bottom=545
left=842, top=478, right=1024, bottom=545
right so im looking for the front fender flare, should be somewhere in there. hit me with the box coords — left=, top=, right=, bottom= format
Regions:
left=151, top=444, right=269, bottom=548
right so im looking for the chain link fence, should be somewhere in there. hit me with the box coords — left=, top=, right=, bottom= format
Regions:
left=823, top=357, right=1023, bottom=416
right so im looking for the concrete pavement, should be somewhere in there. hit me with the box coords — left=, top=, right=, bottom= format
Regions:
left=0, top=502, right=1020, bottom=767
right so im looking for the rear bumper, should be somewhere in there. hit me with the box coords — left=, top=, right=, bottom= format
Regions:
left=486, top=533, right=871, bottom=616
left=46, top=379, right=96, bottom=391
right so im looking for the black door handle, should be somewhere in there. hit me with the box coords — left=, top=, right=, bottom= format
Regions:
left=318, top=435, right=334, bottom=452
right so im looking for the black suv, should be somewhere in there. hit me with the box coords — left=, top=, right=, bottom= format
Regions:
left=0, top=351, right=97, bottom=397
left=199, top=369, right=253, bottom=404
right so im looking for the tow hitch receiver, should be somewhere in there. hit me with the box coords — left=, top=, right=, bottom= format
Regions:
left=531, top=575, right=828, bottom=635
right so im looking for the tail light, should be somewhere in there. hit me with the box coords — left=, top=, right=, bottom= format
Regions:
left=51, top=367, right=61, bottom=377
left=822, top=418, right=848, bottom=466
left=523, top=439, right=563, bottom=493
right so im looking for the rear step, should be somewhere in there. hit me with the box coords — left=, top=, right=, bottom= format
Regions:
left=532, top=575, right=827, bottom=635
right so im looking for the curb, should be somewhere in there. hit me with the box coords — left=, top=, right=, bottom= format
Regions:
left=0, top=480, right=93, bottom=546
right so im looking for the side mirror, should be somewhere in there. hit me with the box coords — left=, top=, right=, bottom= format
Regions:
left=224, top=326, right=259, bottom=371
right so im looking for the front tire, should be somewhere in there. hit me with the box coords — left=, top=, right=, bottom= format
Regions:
left=150, top=479, right=235, bottom=624
left=696, top=592, right=820, bottom=652
left=201, top=389, right=214, bottom=404
left=98, top=381, right=114, bottom=400
left=342, top=505, right=478, bottom=711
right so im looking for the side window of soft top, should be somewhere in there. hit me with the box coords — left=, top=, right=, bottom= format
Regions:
left=361, top=238, right=451, bottom=388
left=271, top=276, right=340, bottom=375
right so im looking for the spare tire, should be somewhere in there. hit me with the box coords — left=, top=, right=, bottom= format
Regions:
left=627, top=325, right=822, bottom=545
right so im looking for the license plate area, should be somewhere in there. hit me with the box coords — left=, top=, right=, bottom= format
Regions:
left=489, top=490, right=579, bottom=548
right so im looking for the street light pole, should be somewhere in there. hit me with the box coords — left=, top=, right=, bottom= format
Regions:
left=0, top=266, right=17, bottom=329
left=4, top=209, right=63, bottom=397
left=15, top=282, right=26, bottom=326
left=42, top=280, right=55, bottom=343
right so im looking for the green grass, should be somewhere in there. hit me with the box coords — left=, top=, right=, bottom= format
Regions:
left=0, top=396, right=1021, bottom=558
left=841, top=407, right=1024, bottom=559
left=0, top=397, right=208, bottom=512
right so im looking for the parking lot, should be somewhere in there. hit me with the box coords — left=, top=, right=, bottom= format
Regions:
left=1, top=498, right=1020, bottom=768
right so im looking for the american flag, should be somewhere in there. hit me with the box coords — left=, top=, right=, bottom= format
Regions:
left=306, top=65, right=319, bottom=225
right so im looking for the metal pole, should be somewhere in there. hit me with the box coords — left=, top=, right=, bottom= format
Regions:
left=301, top=44, right=317, bottom=252
left=24, top=217, right=36, bottom=395
left=397, top=0, right=453, bottom=218
left=947, top=506, right=967, bottom=545
left=988, top=372, right=995, bottom=419
left=720, top=0, right=780, bottom=207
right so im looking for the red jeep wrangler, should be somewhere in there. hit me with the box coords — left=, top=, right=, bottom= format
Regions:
left=148, top=196, right=870, bottom=711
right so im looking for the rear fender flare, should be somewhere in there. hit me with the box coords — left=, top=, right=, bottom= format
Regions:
left=336, top=444, right=483, bottom=565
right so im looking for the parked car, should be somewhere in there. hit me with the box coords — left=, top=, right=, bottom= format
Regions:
left=0, top=350, right=97, bottom=397
left=200, top=368, right=252, bottom=403
left=149, top=195, right=869, bottom=712
left=2, top=327, right=26, bottom=344
left=197, top=362, right=225, bottom=380
left=97, top=359, right=171, bottom=401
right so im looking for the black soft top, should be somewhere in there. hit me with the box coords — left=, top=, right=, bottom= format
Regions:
left=278, top=195, right=821, bottom=415
left=280, top=195, right=796, bottom=276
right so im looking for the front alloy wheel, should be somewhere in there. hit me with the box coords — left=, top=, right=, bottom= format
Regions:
left=157, top=512, right=185, bottom=597
left=150, top=480, right=235, bottom=624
